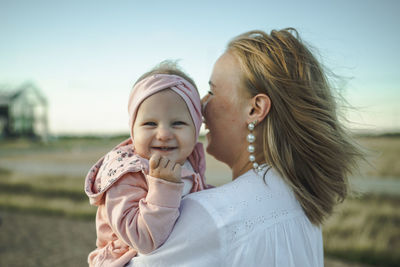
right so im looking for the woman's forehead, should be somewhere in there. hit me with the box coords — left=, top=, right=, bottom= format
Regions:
left=212, top=55, right=240, bottom=87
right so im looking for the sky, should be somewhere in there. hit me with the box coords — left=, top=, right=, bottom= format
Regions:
left=1, top=0, right=399, bottom=135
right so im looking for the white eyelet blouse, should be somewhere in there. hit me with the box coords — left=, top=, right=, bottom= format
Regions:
left=128, top=167, right=324, bottom=267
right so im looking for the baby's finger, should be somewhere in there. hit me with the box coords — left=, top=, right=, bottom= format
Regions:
left=172, top=163, right=181, bottom=176
left=149, top=153, right=161, bottom=170
left=159, top=157, right=170, bottom=168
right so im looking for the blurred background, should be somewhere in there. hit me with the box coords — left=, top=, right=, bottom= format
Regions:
left=0, top=0, right=399, bottom=266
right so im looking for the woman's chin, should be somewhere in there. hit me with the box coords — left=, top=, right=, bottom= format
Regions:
left=205, top=134, right=224, bottom=161
left=205, top=132, right=211, bottom=142
left=205, top=139, right=213, bottom=154
left=205, top=141, right=218, bottom=159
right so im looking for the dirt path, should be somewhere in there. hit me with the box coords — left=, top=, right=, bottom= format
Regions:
left=0, top=211, right=371, bottom=267
left=0, top=211, right=95, bottom=267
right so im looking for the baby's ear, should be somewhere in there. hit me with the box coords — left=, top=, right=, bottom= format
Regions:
left=248, top=94, right=271, bottom=123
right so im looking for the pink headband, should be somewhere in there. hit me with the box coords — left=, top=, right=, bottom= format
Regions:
left=128, top=74, right=202, bottom=140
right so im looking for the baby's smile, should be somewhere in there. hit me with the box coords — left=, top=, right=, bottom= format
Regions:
left=151, top=146, right=178, bottom=152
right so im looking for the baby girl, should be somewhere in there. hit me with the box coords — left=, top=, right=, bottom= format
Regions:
left=84, top=62, right=209, bottom=267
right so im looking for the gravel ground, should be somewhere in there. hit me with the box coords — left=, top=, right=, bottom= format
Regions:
left=0, top=211, right=371, bottom=267
left=0, top=211, right=96, bottom=267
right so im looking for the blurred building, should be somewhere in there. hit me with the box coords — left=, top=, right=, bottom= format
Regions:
left=0, top=83, right=48, bottom=140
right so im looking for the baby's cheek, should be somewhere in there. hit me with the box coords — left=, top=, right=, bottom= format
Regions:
left=183, top=142, right=196, bottom=159
left=133, top=143, right=150, bottom=160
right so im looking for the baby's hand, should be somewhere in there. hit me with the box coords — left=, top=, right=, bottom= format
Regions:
left=149, top=154, right=182, bottom=183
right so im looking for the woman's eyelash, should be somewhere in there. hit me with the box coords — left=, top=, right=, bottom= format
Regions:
left=208, top=90, right=214, bottom=95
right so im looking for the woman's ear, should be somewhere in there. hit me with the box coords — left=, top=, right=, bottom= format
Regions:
left=247, top=94, right=271, bottom=123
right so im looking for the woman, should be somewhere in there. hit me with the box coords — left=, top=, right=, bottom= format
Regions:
left=128, top=28, right=362, bottom=267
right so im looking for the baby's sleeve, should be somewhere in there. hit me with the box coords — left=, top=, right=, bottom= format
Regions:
left=104, top=172, right=184, bottom=254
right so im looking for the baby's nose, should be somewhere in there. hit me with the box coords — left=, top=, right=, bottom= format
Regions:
left=156, top=127, right=173, bottom=140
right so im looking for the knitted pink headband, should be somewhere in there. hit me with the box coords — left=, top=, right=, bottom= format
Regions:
left=128, top=74, right=202, bottom=140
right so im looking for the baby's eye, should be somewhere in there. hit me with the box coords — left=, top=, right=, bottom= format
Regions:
left=143, top=122, right=157, bottom=126
left=172, top=121, right=187, bottom=126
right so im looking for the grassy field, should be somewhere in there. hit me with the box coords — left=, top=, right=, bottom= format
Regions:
left=0, top=135, right=399, bottom=266
left=324, top=194, right=399, bottom=266
left=356, top=135, right=400, bottom=178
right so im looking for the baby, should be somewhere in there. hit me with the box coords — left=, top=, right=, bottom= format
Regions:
left=84, top=62, right=209, bottom=267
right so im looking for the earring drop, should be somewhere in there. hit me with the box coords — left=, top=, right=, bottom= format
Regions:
left=247, top=121, right=260, bottom=170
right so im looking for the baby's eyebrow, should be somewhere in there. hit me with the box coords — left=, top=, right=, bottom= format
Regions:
left=208, top=81, right=216, bottom=88
left=172, top=116, right=191, bottom=121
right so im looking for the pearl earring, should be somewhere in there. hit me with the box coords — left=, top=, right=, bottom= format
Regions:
left=247, top=120, right=260, bottom=170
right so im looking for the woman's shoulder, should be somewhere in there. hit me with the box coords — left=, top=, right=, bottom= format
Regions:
left=183, top=168, right=322, bottom=266
left=184, top=167, right=307, bottom=226
left=187, top=168, right=295, bottom=202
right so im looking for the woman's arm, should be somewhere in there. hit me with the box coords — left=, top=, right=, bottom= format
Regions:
left=105, top=172, right=184, bottom=254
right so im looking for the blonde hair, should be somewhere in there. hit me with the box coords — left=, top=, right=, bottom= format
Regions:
left=135, top=60, right=197, bottom=90
left=227, top=28, right=363, bottom=225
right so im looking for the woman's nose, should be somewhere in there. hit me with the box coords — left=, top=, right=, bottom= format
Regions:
left=156, top=126, right=173, bottom=141
left=201, top=94, right=210, bottom=116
